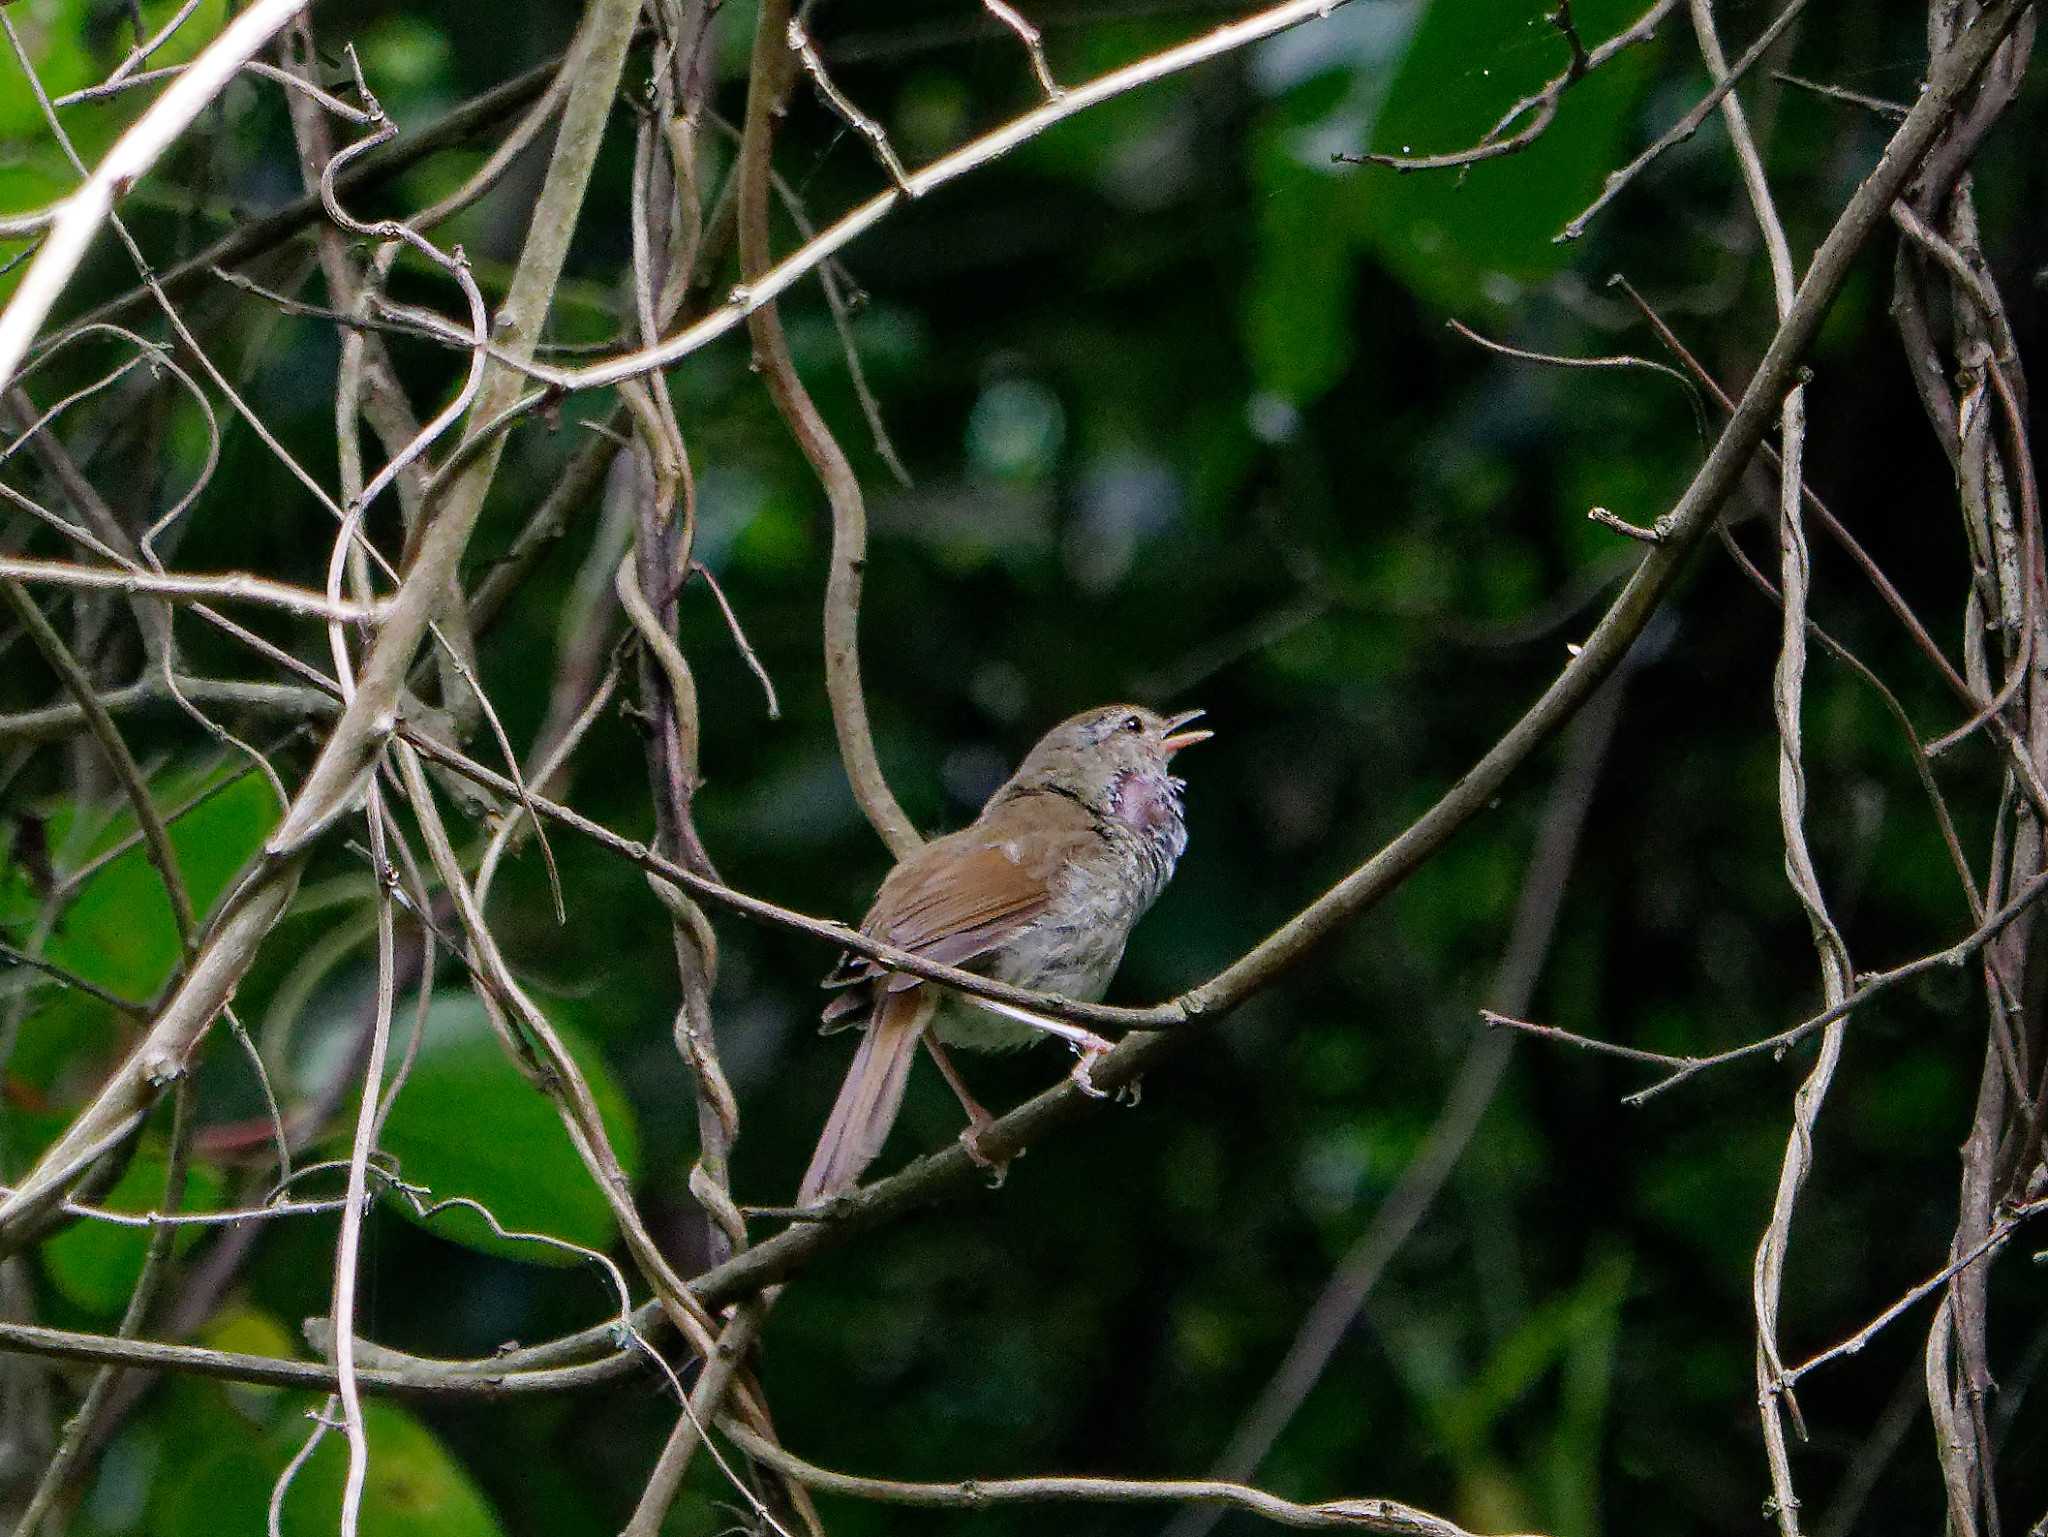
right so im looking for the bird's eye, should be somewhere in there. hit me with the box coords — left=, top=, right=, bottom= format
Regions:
left=1121, top=714, right=1144, bottom=734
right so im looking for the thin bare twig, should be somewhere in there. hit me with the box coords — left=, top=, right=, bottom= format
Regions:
left=1485, top=870, right=2048, bottom=1101
left=1683, top=1, right=1843, bottom=1521
left=326, top=784, right=397, bottom=1537
left=985, top=0, right=1065, bottom=97
left=741, top=0, right=921, bottom=858
left=1558, top=0, right=1811, bottom=243
left=0, top=556, right=382, bottom=622
left=51, top=57, right=374, bottom=121
left=0, top=0, right=646, bottom=1244
left=691, top=562, right=782, bottom=718
left=1778, top=1198, right=2048, bottom=1393
left=1773, top=70, right=1908, bottom=118
left=0, top=943, right=148, bottom=1017
left=1344, top=0, right=1678, bottom=173
left=787, top=15, right=913, bottom=191
left=0, top=581, right=197, bottom=952
left=722, top=1422, right=1540, bottom=1537
left=10, top=1078, right=194, bottom=1537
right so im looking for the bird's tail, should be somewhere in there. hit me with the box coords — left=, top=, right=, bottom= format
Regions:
left=798, top=989, right=932, bottom=1203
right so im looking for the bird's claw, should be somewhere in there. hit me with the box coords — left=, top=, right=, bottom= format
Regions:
left=1114, top=1075, right=1143, bottom=1108
left=1071, top=1050, right=1111, bottom=1099
left=958, top=1124, right=1010, bottom=1188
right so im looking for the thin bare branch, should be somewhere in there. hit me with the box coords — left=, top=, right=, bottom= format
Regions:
left=1345, top=0, right=1677, bottom=173
left=0, top=556, right=382, bottom=622
left=985, top=0, right=1065, bottom=98
left=787, top=15, right=913, bottom=191
left=722, top=1422, right=1540, bottom=1537
left=11, top=1079, right=195, bottom=1537
left=1558, top=0, right=1811, bottom=243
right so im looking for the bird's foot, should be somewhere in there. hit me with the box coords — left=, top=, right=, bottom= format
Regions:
left=1070, top=1048, right=1111, bottom=1099
left=1114, top=1075, right=1143, bottom=1108
left=958, top=1123, right=1010, bottom=1188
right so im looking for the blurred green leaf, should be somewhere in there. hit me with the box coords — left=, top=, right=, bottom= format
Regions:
left=1357, top=0, right=1661, bottom=311
left=1545, top=1249, right=1629, bottom=1537
left=41, top=1152, right=226, bottom=1315
left=154, top=1397, right=503, bottom=1537
left=1245, top=132, right=1358, bottom=405
left=282, top=1402, right=504, bottom=1537
left=0, top=0, right=102, bottom=138
left=375, top=996, right=640, bottom=1266
left=45, top=772, right=278, bottom=1003
left=1439, top=1248, right=1631, bottom=1451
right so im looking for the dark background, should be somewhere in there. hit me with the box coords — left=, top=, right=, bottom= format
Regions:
left=3, top=0, right=2044, bottom=1532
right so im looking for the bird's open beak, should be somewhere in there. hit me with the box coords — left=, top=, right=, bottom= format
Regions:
left=1160, top=708, right=1213, bottom=756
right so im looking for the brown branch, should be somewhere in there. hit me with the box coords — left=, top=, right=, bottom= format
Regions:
left=0, top=0, right=646, bottom=1242
left=720, top=1422, right=1540, bottom=1537
left=739, top=0, right=920, bottom=857
left=49, top=32, right=652, bottom=345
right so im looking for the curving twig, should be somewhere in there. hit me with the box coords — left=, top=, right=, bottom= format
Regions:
left=741, top=0, right=920, bottom=857
left=721, top=1421, right=1540, bottom=1537
left=1682, top=2, right=1848, bottom=1525
left=0, top=0, right=646, bottom=1246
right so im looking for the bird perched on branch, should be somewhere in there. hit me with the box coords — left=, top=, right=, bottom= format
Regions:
left=798, top=704, right=1211, bottom=1203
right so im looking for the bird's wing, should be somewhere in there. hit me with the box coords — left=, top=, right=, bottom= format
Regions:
left=820, top=793, right=1103, bottom=1023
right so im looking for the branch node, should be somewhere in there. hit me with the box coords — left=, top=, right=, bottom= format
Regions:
left=1588, top=505, right=1664, bottom=543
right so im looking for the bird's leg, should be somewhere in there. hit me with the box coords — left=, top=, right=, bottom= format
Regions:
left=922, top=1033, right=1009, bottom=1185
left=960, top=994, right=1115, bottom=1055
left=959, top=994, right=1117, bottom=1099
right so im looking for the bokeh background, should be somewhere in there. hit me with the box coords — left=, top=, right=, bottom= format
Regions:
left=3, top=0, right=2045, bottom=1533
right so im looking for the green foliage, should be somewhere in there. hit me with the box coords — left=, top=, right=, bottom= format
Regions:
left=374, top=996, right=641, bottom=1265
left=1357, top=0, right=1658, bottom=309
left=1243, top=0, right=1662, bottom=406
left=45, top=772, right=278, bottom=1001
left=150, top=1389, right=504, bottom=1537
left=1, top=0, right=2036, bottom=1532
left=40, top=1152, right=226, bottom=1315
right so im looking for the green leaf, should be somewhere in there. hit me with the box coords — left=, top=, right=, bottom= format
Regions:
left=1245, top=126, right=1359, bottom=406
left=1439, top=1248, right=1632, bottom=1452
left=1355, top=0, right=1663, bottom=312
left=45, top=771, right=279, bottom=1003
left=0, top=0, right=99, bottom=138
left=1546, top=1249, right=1629, bottom=1537
left=40, top=1153, right=226, bottom=1315
left=154, top=1399, right=504, bottom=1537
left=374, top=996, right=640, bottom=1266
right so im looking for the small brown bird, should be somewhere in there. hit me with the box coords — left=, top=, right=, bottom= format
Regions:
left=798, top=704, right=1211, bottom=1202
